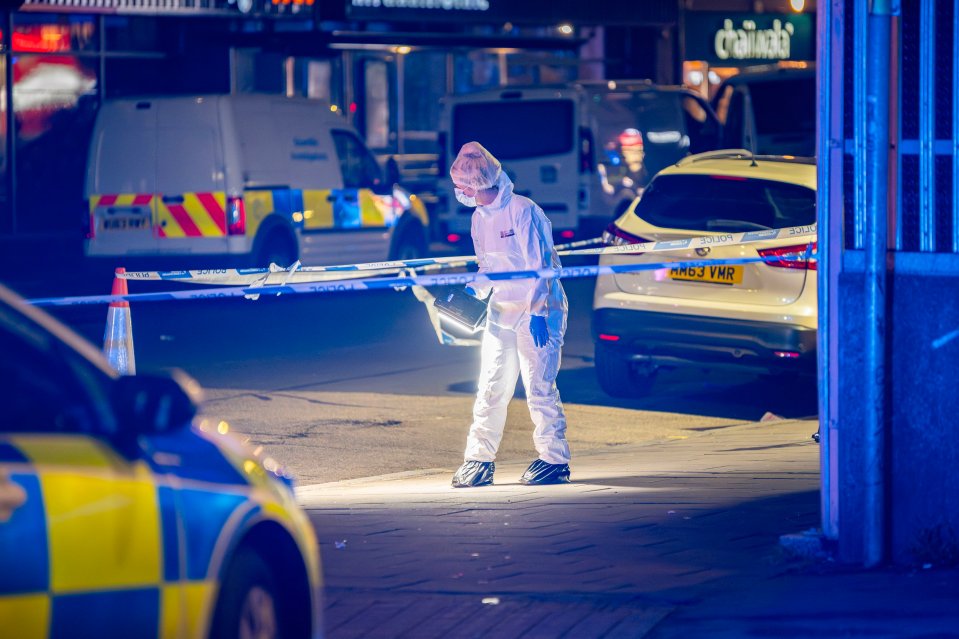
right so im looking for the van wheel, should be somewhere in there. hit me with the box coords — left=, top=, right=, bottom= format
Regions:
left=210, top=549, right=282, bottom=639
left=257, top=232, right=297, bottom=269
left=595, top=345, right=654, bottom=398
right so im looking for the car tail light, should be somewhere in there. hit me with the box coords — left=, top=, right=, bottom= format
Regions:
left=757, top=242, right=817, bottom=270
left=560, top=230, right=575, bottom=239
left=447, top=233, right=462, bottom=243
left=227, top=196, right=246, bottom=236
left=602, top=222, right=650, bottom=247
left=598, top=334, right=620, bottom=341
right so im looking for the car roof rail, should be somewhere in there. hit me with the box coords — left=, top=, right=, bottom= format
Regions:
left=678, top=149, right=754, bottom=165
left=677, top=150, right=817, bottom=166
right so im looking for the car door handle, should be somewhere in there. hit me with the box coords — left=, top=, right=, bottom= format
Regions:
left=162, top=195, right=184, bottom=204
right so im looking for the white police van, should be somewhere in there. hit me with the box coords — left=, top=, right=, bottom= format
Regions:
left=85, top=94, right=429, bottom=268
left=435, top=81, right=720, bottom=244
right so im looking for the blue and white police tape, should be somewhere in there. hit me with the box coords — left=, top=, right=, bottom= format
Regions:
left=119, top=256, right=472, bottom=286
left=574, top=224, right=816, bottom=256
left=116, top=238, right=603, bottom=286
left=28, top=246, right=815, bottom=308
left=117, top=225, right=816, bottom=286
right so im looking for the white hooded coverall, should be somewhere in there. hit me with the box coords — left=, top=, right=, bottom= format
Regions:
left=465, top=171, right=570, bottom=465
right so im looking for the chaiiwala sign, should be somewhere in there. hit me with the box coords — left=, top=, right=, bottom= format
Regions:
left=685, top=12, right=814, bottom=65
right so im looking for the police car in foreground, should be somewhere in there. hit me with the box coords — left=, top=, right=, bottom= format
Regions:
left=0, top=283, right=322, bottom=638
left=592, top=151, right=817, bottom=397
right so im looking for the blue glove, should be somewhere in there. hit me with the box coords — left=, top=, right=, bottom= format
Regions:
left=530, top=315, right=549, bottom=348
left=464, top=286, right=477, bottom=297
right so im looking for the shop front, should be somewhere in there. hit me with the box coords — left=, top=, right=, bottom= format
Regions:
left=0, top=0, right=680, bottom=247
left=682, top=11, right=815, bottom=100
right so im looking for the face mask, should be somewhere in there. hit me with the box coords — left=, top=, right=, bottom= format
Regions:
left=455, top=188, right=477, bottom=208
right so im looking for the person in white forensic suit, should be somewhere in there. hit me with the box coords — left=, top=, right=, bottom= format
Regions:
left=449, top=141, right=572, bottom=488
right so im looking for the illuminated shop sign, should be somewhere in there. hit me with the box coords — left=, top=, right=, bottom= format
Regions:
left=685, top=12, right=814, bottom=65
left=350, top=0, right=489, bottom=10
left=20, top=0, right=313, bottom=16
left=714, top=18, right=792, bottom=61
left=344, top=0, right=677, bottom=25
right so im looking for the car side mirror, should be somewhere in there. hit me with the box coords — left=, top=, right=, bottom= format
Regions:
left=112, top=369, right=201, bottom=437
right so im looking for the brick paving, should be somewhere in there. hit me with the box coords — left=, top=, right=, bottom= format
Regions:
left=298, top=419, right=959, bottom=638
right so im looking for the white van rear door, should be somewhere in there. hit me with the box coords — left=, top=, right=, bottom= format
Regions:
left=87, top=102, right=158, bottom=255
left=154, top=99, right=228, bottom=254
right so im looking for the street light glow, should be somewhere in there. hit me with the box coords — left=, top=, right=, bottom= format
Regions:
left=790, top=0, right=805, bottom=11
left=558, top=24, right=573, bottom=36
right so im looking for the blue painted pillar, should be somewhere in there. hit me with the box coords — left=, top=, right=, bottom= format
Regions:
left=862, top=0, right=893, bottom=568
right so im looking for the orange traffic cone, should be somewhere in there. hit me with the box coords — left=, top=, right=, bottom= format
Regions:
left=103, top=268, right=136, bottom=375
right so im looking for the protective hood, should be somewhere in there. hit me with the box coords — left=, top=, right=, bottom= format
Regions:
left=478, top=171, right=515, bottom=214
left=449, top=141, right=502, bottom=191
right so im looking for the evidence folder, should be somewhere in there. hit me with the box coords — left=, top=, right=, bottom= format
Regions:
left=433, top=288, right=488, bottom=332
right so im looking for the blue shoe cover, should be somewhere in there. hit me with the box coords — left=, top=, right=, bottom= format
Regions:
left=520, top=459, right=571, bottom=485
left=452, top=461, right=494, bottom=487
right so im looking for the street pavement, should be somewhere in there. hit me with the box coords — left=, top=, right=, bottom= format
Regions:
left=298, top=418, right=959, bottom=639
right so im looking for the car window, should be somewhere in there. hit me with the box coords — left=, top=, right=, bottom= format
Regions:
left=713, top=85, right=734, bottom=123
left=681, top=95, right=718, bottom=154
left=452, top=99, right=574, bottom=160
left=634, top=173, right=816, bottom=232
left=721, top=89, right=747, bottom=149
left=330, top=130, right=383, bottom=189
left=0, top=304, right=113, bottom=435
left=590, top=91, right=693, bottom=184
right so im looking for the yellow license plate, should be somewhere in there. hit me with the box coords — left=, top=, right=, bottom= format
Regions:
left=669, top=264, right=743, bottom=285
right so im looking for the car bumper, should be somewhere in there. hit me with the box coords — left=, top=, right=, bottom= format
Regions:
left=593, top=308, right=817, bottom=374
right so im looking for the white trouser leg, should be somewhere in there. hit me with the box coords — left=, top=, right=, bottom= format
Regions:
left=517, top=311, right=569, bottom=465
left=464, top=323, right=519, bottom=462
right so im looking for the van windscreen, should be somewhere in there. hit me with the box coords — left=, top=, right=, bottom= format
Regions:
left=634, top=174, right=815, bottom=232
left=452, top=100, right=574, bottom=160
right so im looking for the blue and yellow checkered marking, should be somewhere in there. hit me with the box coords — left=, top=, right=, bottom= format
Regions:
left=0, top=473, right=49, bottom=595
left=0, top=431, right=298, bottom=639
left=146, top=428, right=247, bottom=486
left=51, top=588, right=159, bottom=639
left=245, top=185, right=428, bottom=235
left=158, top=485, right=181, bottom=583
left=177, top=488, right=248, bottom=581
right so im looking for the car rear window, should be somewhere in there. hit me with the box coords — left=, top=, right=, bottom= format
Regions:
left=452, top=99, right=574, bottom=160
left=634, top=173, right=815, bottom=232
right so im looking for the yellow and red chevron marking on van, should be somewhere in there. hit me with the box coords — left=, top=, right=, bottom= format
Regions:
left=157, top=192, right=228, bottom=238
left=90, top=192, right=229, bottom=238
left=90, top=193, right=154, bottom=208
